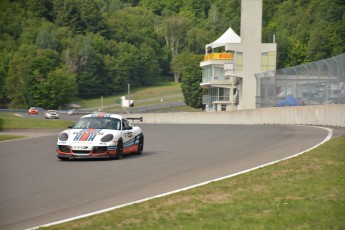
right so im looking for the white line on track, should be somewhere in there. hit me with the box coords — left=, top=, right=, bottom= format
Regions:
left=28, top=126, right=333, bottom=230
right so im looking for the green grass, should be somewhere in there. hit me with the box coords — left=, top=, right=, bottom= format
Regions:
left=44, top=135, right=345, bottom=230
left=2, top=83, right=343, bottom=229
left=0, top=82, right=186, bottom=141
left=147, top=105, right=202, bottom=112
left=76, top=82, right=183, bottom=109
left=0, top=134, right=26, bottom=141
left=0, top=113, right=72, bottom=129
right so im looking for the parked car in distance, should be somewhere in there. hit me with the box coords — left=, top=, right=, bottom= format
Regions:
left=68, top=109, right=78, bottom=115
left=45, top=110, right=59, bottom=119
left=28, top=107, right=39, bottom=115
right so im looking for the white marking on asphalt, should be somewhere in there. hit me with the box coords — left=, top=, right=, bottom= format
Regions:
left=28, top=126, right=333, bottom=230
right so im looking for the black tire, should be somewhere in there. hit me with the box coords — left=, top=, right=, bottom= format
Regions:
left=58, top=156, right=68, bottom=161
left=136, top=134, right=144, bottom=155
left=116, top=140, right=123, bottom=159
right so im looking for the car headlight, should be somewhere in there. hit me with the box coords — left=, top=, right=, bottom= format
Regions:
left=101, top=134, right=114, bottom=142
left=58, top=132, right=69, bottom=141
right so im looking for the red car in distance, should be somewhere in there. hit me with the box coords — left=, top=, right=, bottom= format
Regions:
left=28, top=107, right=39, bottom=115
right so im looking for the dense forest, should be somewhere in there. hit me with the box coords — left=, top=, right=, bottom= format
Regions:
left=0, top=0, right=344, bottom=109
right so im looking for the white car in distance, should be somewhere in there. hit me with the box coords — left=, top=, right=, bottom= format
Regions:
left=45, top=110, right=59, bottom=119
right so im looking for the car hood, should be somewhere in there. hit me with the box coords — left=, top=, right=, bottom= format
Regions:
left=60, top=128, right=119, bottom=143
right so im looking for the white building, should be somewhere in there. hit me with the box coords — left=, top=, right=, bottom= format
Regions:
left=200, top=0, right=277, bottom=111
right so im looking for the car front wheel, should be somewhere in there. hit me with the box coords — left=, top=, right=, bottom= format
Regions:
left=58, top=156, right=68, bottom=161
left=116, top=141, right=123, bottom=159
left=136, top=134, right=144, bottom=155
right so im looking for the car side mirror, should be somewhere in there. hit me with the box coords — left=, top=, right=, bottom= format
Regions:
left=68, top=124, right=74, bottom=128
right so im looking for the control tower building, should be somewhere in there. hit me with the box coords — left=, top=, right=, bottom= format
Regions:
left=200, top=0, right=277, bottom=111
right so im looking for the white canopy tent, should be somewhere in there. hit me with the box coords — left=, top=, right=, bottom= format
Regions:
left=205, top=27, right=241, bottom=53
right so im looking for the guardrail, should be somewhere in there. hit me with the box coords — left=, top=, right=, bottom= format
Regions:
left=2, top=105, right=344, bottom=127
left=131, top=104, right=345, bottom=127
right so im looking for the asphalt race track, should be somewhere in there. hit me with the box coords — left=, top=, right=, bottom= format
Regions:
left=0, top=124, right=329, bottom=230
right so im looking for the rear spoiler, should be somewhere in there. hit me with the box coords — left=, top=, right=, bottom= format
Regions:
left=127, top=117, right=143, bottom=122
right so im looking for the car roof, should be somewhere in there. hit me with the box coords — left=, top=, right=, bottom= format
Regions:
left=80, top=113, right=123, bottom=120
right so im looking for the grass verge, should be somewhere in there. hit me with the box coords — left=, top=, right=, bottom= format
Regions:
left=0, top=113, right=72, bottom=129
left=77, top=82, right=183, bottom=109
left=0, top=113, right=71, bottom=140
left=0, top=134, right=26, bottom=141
left=44, top=135, right=345, bottom=230
left=147, top=105, right=202, bottom=113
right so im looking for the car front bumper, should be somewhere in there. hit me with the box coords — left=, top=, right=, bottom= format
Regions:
left=56, top=145, right=117, bottom=159
left=46, top=115, right=59, bottom=119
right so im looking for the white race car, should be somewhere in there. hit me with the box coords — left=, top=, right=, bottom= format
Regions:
left=56, top=113, right=144, bottom=160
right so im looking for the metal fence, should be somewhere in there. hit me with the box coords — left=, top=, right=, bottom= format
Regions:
left=255, top=53, right=345, bottom=108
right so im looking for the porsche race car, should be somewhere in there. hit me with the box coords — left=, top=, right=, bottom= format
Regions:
left=56, top=113, right=144, bottom=160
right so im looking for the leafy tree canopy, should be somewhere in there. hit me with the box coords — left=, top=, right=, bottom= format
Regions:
left=0, top=0, right=344, bottom=109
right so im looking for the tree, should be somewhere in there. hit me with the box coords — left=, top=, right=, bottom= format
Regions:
left=35, top=21, right=69, bottom=51
left=27, top=0, right=54, bottom=21
left=0, top=34, right=17, bottom=107
left=0, top=66, right=7, bottom=107
left=36, top=66, right=77, bottom=109
left=0, top=0, right=26, bottom=40
left=76, top=53, right=110, bottom=97
left=181, top=53, right=204, bottom=109
left=284, top=36, right=308, bottom=67
left=78, top=0, right=107, bottom=34
left=206, top=3, right=221, bottom=37
left=5, top=45, right=36, bottom=108
left=1, top=0, right=345, bottom=109
left=171, top=51, right=190, bottom=82
left=307, top=23, right=332, bottom=62
left=210, top=0, right=240, bottom=35
left=137, top=42, right=161, bottom=85
left=30, top=49, right=61, bottom=76
left=105, top=6, right=158, bottom=46
left=186, top=27, right=212, bottom=54
left=63, top=34, right=91, bottom=74
left=139, top=0, right=165, bottom=15
left=179, top=0, right=210, bottom=21
left=25, top=49, right=78, bottom=108
left=160, top=16, right=191, bottom=82
left=52, top=0, right=91, bottom=34
left=113, top=42, right=139, bottom=88
left=104, top=54, right=121, bottom=94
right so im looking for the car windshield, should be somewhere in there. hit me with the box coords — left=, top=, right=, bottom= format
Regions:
left=73, top=117, right=121, bottom=130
